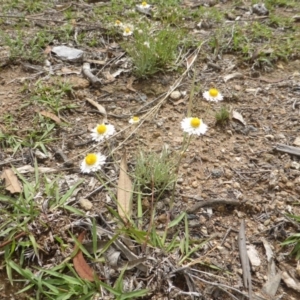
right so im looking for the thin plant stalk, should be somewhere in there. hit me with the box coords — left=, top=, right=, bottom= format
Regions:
left=170, top=135, right=192, bottom=209
left=170, top=73, right=197, bottom=209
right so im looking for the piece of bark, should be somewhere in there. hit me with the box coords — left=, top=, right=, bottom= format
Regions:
left=262, top=273, right=281, bottom=297
left=238, top=220, right=252, bottom=299
left=117, top=152, right=133, bottom=223
left=82, top=62, right=102, bottom=86
left=186, top=198, right=243, bottom=213
left=275, top=144, right=300, bottom=157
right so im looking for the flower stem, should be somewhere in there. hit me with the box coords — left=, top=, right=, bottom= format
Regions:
left=169, top=135, right=192, bottom=209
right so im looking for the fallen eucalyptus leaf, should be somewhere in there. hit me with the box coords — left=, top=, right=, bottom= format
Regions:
left=39, top=110, right=61, bottom=124
left=117, top=152, right=133, bottom=223
left=223, top=72, right=243, bottom=82
left=73, top=231, right=96, bottom=281
left=232, top=110, right=247, bottom=126
left=0, top=169, right=22, bottom=194
left=16, top=165, right=57, bottom=174
left=86, top=98, right=107, bottom=123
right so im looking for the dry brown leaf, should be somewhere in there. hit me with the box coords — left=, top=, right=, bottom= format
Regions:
left=238, top=220, right=252, bottom=298
left=39, top=110, right=61, bottom=124
left=232, top=110, right=247, bottom=126
left=44, top=45, right=52, bottom=54
left=86, top=98, right=107, bottom=122
left=16, top=165, right=57, bottom=174
left=126, top=77, right=136, bottom=92
left=117, top=152, right=133, bottom=223
left=186, top=53, right=197, bottom=69
left=103, top=71, right=115, bottom=82
left=59, top=67, right=81, bottom=75
left=223, top=72, right=243, bottom=82
left=0, top=169, right=22, bottom=194
left=85, top=59, right=106, bottom=65
left=281, top=271, right=300, bottom=293
left=73, top=231, right=96, bottom=282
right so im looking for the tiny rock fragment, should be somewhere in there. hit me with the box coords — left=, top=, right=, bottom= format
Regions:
left=293, top=161, right=300, bottom=170
left=246, top=245, right=261, bottom=267
left=191, top=181, right=198, bottom=188
left=170, top=91, right=181, bottom=100
left=252, top=3, right=269, bottom=16
left=269, top=170, right=279, bottom=188
left=51, top=46, right=84, bottom=62
left=293, top=137, right=300, bottom=147
left=79, top=198, right=93, bottom=211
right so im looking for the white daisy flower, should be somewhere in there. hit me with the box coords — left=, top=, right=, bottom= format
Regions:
left=129, top=116, right=140, bottom=124
left=137, top=1, right=151, bottom=9
left=123, top=25, right=134, bottom=36
left=203, top=88, right=223, bottom=102
left=80, top=153, right=106, bottom=174
left=91, top=123, right=115, bottom=142
left=181, top=117, right=208, bottom=136
left=115, top=20, right=123, bottom=27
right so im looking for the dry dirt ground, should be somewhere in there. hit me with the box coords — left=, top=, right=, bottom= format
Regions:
left=1, top=0, right=300, bottom=299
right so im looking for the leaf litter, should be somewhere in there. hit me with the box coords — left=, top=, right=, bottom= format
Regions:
left=1, top=0, right=300, bottom=299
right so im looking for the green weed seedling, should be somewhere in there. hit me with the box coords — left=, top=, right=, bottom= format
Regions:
left=134, top=148, right=176, bottom=197
left=215, top=106, right=230, bottom=125
left=122, top=25, right=182, bottom=78
left=281, top=214, right=300, bottom=260
left=30, top=80, right=76, bottom=114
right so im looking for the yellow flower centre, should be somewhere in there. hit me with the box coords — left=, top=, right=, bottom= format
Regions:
left=142, top=1, right=147, bottom=6
left=97, top=124, right=107, bottom=134
left=115, top=20, right=121, bottom=25
left=209, top=88, right=219, bottom=97
left=85, top=154, right=97, bottom=166
left=132, top=116, right=139, bottom=122
left=124, top=27, right=131, bottom=34
left=190, top=118, right=201, bottom=128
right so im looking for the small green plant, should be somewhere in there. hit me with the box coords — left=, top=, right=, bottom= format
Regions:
left=0, top=30, right=53, bottom=63
left=215, top=106, right=230, bottom=125
left=122, top=25, right=182, bottom=78
left=264, top=0, right=297, bottom=8
left=281, top=214, right=300, bottom=259
left=30, top=80, right=76, bottom=114
left=134, top=148, right=176, bottom=196
left=22, top=0, right=47, bottom=13
left=0, top=131, right=23, bottom=154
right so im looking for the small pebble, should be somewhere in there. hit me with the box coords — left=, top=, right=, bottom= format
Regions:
left=191, top=181, right=198, bottom=188
left=291, top=161, right=300, bottom=170
left=170, top=91, right=181, bottom=100
left=79, top=198, right=93, bottom=210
